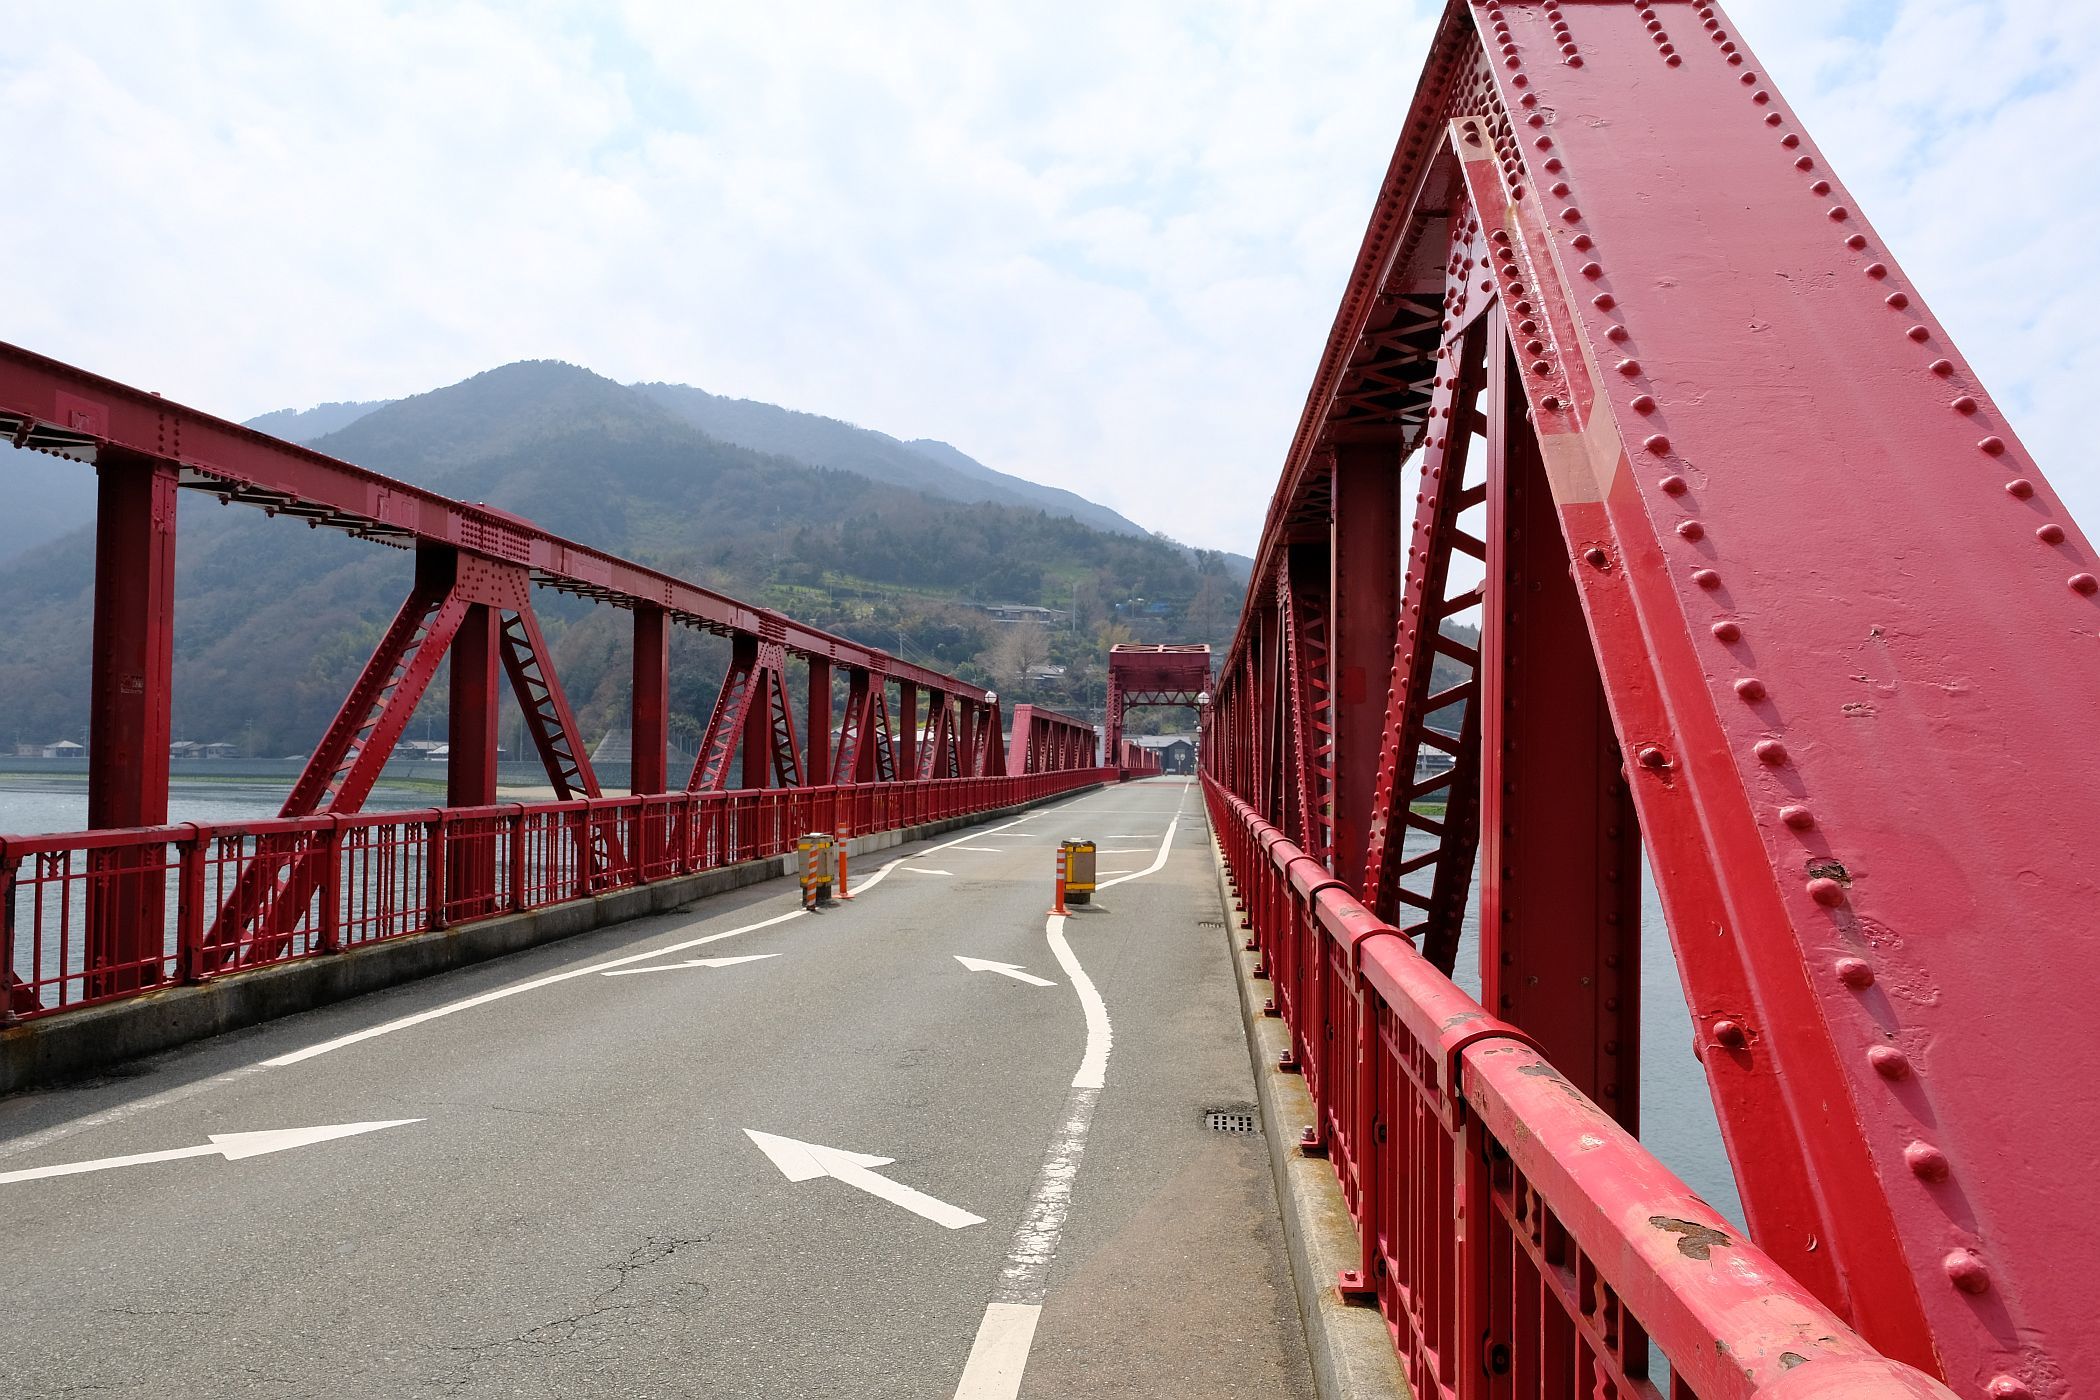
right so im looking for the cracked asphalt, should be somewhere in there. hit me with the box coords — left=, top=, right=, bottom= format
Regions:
left=0, top=779, right=1314, bottom=1399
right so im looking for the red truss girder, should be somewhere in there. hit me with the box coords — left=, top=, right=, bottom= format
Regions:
left=688, top=634, right=803, bottom=792
left=1203, top=2, right=2100, bottom=1393
left=205, top=550, right=610, bottom=963
left=1004, top=704, right=1096, bottom=775
left=0, top=341, right=967, bottom=698
left=1105, top=642, right=1210, bottom=762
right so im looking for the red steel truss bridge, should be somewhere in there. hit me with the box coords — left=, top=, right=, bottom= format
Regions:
left=1202, top=1, right=2092, bottom=1398
left=1105, top=643, right=1211, bottom=771
left=0, top=340, right=1101, bottom=1018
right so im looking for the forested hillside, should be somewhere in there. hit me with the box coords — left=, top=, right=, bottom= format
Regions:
left=0, top=361, right=1246, bottom=755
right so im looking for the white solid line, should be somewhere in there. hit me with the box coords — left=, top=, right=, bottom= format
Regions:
left=951, top=846, right=1005, bottom=853
left=952, top=1302, right=1043, bottom=1400
left=601, top=953, right=780, bottom=977
left=902, top=867, right=957, bottom=876
left=954, top=788, right=1199, bottom=1397
left=1046, top=914, right=1112, bottom=1090
left=263, top=909, right=808, bottom=1066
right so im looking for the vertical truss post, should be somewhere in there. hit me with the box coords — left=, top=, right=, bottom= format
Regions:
left=448, top=603, right=502, bottom=918
left=1328, top=442, right=1402, bottom=888
left=631, top=606, right=669, bottom=795
left=805, top=657, right=832, bottom=789
left=741, top=658, right=772, bottom=791
left=84, top=451, right=178, bottom=994
left=896, top=681, right=919, bottom=779
left=1104, top=667, right=1124, bottom=761
left=1476, top=308, right=1641, bottom=1131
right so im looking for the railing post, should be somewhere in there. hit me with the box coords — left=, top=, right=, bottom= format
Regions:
left=1, top=849, right=20, bottom=1025
left=425, top=813, right=448, bottom=931
left=316, top=816, right=343, bottom=955
left=509, top=803, right=528, bottom=911
left=175, top=825, right=207, bottom=981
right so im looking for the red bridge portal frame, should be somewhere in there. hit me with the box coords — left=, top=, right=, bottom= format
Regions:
left=1105, top=643, right=1210, bottom=770
left=1206, top=2, right=2092, bottom=1398
left=0, top=342, right=1101, bottom=1018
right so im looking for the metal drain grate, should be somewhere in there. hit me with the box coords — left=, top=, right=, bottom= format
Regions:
left=1205, top=1109, right=1260, bottom=1134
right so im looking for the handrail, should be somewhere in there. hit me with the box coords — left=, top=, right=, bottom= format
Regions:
left=2, top=770, right=1113, bottom=1023
left=1203, top=774, right=1955, bottom=1400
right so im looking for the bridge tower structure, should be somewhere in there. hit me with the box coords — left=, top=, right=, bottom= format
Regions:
left=1204, top=2, right=2098, bottom=1396
left=1104, top=643, right=1211, bottom=769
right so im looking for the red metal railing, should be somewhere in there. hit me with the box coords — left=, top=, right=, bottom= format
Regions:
left=1204, top=776, right=1954, bottom=1400
left=3, top=771, right=1108, bottom=1023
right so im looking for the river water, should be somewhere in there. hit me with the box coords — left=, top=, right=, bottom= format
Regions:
left=0, top=772, right=1745, bottom=1231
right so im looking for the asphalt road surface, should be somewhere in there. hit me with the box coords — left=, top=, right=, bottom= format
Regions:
left=0, top=778, right=1315, bottom=1399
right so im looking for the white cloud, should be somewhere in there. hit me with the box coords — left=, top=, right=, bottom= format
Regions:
left=1, top=2, right=2091, bottom=551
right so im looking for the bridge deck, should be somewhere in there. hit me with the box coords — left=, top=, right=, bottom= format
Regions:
left=0, top=779, right=1312, bottom=1399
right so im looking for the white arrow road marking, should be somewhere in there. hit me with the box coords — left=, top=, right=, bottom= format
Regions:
left=601, top=954, right=779, bottom=977
left=954, top=956, right=1056, bottom=987
left=744, top=1130, right=984, bottom=1229
left=0, top=1119, right=419, bottom=1186
left=902, top=866, right=957, bottom=876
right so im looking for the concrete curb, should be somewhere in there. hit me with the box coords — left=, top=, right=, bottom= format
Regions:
left=1206, top=829, right=1409, bottom=1400
left=1, top=784, right=1103, bottom=1095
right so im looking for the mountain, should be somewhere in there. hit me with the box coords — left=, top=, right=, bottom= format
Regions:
left=242, top=399, right=391, bottom=443
left=628, top=382, right=1156, bottom=539
left=0, top=362, right=1244, bottom=755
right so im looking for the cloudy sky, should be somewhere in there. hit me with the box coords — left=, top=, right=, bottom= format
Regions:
left=3, top=1, right=2093, bottom=552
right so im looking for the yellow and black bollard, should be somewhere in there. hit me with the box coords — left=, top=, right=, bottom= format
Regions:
left=796, top=832, right=836, bottom=909
left=1061, top=838, right=1097, bottom=906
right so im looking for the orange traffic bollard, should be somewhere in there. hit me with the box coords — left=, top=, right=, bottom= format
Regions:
left=1048, top=843, right=1070, bottom=915
left=835, top=831, right=854, bottom=900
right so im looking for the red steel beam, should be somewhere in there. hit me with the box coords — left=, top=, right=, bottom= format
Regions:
left=1205, top=2, right=2100, bottom=1390
left=631, top=605, right=670, bottom=795
left=0, top=341, right=965, bottom=695
left=83, top=452, right=178, bottom=994
left=1327, top=444, right=1400, bottom=887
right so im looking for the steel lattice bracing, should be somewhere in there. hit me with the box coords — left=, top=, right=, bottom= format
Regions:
left=1203, top=2, right=2096, bottom=1394
left=0, top=341, right=1098, bottom=1010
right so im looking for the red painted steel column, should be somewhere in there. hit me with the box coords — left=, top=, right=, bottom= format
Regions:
left=1476, top=318, right=1641, bottom=1131
left=740, top=663, right=771, bottom=790
left=806, top=657, right=832, bottom=786
left=84, top=451, right=178, bottom=990
left=896, top=681, right=919, bottom=778
left=630, top=605, right=669, bottom=795
left=1328, top=441, right=1402, bottom=890
left=448, top=602, right=501, bottom=916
